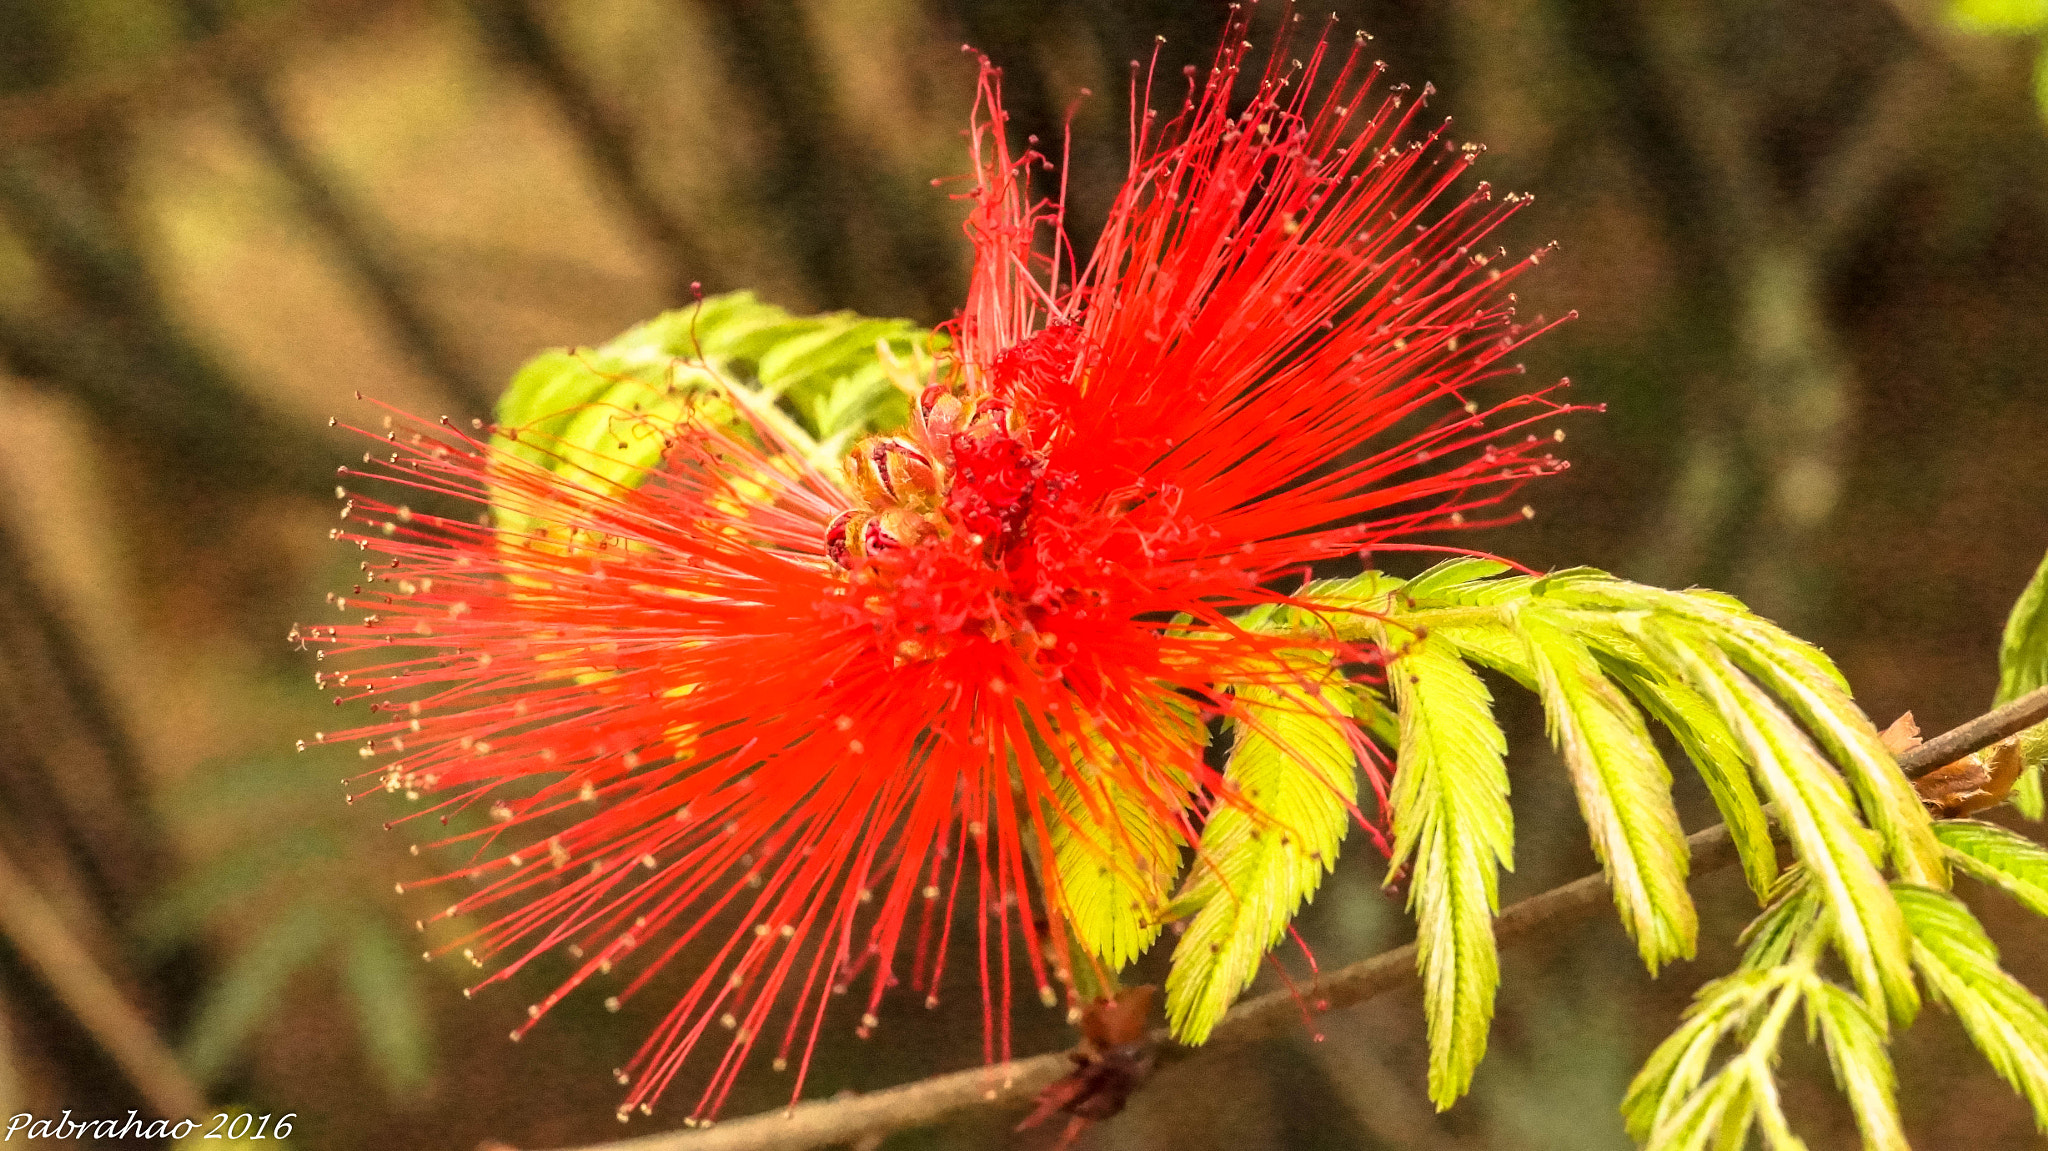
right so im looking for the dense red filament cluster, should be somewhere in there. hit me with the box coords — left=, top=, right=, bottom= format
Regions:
left=301, top=7, right=1582, bottom=1125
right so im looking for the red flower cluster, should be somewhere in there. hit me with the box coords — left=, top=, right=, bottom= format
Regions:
left=303, top=7, right=1574, bottom=1124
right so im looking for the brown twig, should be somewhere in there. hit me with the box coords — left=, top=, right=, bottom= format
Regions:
left=529, top=691, right=2048, bottom=1151
left=0, top=848, right=207, bottom=1120
left=1902, top=684, right=2048, bottom=778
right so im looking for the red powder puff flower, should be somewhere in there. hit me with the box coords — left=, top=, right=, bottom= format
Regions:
left=303, top=6, right=1576, bottom=1125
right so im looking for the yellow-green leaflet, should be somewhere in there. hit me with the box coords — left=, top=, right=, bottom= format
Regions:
left=1046, top=723, right=1195, bottom=973
left=1381, top=628, right=1512, bottom=1109
left=488, top=290, right=931, bottom=535
left=1163, top=670, right=1361, bottom=1044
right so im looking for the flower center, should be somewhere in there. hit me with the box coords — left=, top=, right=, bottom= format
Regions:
left=824, top=381, right=1047, bottom=567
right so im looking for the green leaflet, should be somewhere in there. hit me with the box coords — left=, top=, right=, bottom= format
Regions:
left=1620, top=967, right=1810, bottom=1151
left=1520, top=615, right=1696, bottom=969
left=1947, top=0, right=2048, bottom=31
left=489, top=290, right=930, bottom=535
left=2013, top=739, right=2047, bottom=822
left=1550, top=576, right=1848, bottom=692
left=1997, top=548, right=2048, bottom=703
left=1898, top=885, right=2048, bottom=1129
left=1628, top=622, right=1918, bottom=1025
left=1404, top=557, right=1516, bottom=601
left=1381, top=626, right=1513, bottom=1109
left=1709, top=626, right=1944, bottom=889
left=1625, top=876, right=1901, bottom=1151
left=1164, top=672, right=1360, bottom=1044
left=1430, top=623, right=1536, bottom=684
left=136, top=828, right=345, bottom=955
left=1997, top=548, right=2048, bottom=818
left=1046, top=720, right=1193, bottom=974
left=1603, top=658, right=1780, bottom=901
left=1803, top=979, right=1908, bottom=1151
left=1736, top=869, right=1824, bottom=972
left=154, top=754, right=439, bottom=1101
left=1936, top=818, right=2048, bottom=917
left=1552, top=577, right=1941, bottom=886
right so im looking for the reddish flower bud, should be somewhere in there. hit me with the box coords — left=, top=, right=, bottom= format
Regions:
left=824, top=509, right=860, bottom=568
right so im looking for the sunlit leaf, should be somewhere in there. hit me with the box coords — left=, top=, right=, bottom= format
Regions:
left=1381, top=627, right=1512, bottom=1108
left=1737, top=868, right=1822, bottom=972
left=489, top=291, right=931, bottom=536
left=1165, top=669, right=1359, bottom=1043
left=1804, top=979, right=1906, bottom=1151
left=1521, top=614, right=1695, bottom=968
left=1622, top=968, right=1793, bottom=1149
left=1606, top=659, right=1779, bottom=901
left=1998, top=548, right=2048, bottom=818
left=1998, top=549, right=2048, bottom=704
left=1047, top=714, right=1193, bottom=975
left=1897, top=885, right=2048, bottom=1129
left=1557, top=577, right=1940, bottom=885
left=1404, top=556, right=1516, bottom=601
left=1628, top=623, right=1916, bottom=1023
left=1946, top=0, right=2048, bottom=32
left=1935, top=819, right=2048, bottom=917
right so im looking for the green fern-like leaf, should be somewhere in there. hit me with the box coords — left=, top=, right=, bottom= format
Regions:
left=488, top=291, right=931, bottom=536
left=1998, top=548, right=2048, bottom=818
left=1711, top=626, right=1943, bottom=889
left=1736, top=868, right=1824, bottom=972
left=1625, top=873, right=1900, bottom=1151
left=1936, top=819, right=2048, bottom=917
left=1552, top=577, right=1941, bottom=887
left=1046, top=721, right=1193, bottom=974
left=1803, top=979, right=1907, bottom=1151
left=181, top=899, right=333, bottom=1083
left=1998, top=548, right=2048, bottom=704
left=1381, top=625, right=1513, bottom=1109
left=1164, top=669, right=1360, bottom=1043
left=1605, top=659, right=1780, bottom=901
left=1897, top=885, right=2048, bottom=1130
left=1627, top=622, right=1918, bottom=1024
left=1521, top=613, right=1696, bottom=968
left=1621, top=967, right=1806, bottom=1151
left=1947, top=0, right=2048, bottom=32
left=344, top=920, right=434, bottom=1097
left=1291, top=562, right=1942, bottom=1106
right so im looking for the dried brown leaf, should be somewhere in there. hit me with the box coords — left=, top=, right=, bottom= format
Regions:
left=1879, top=712, right=1922, bottom=756
left=1916, top=737, right=2025, bottom=819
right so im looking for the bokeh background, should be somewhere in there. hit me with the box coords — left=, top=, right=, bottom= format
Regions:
left=3, top=0, right=2047, bottom=1148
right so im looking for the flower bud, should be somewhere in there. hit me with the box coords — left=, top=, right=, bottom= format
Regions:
left=825, top=510, right=863, bottom=568
left=864, top=508, right=934, bottom=554
left=918, top=387, right=966, bottom=439
left=869, top=438, right=937, bottom=502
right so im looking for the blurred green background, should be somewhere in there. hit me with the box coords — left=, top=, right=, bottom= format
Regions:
left=2, top=0, right=2047, bottom=1148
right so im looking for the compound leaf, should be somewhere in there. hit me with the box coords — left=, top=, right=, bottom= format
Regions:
left=1382, top=628, right=1512, bottom=1108
left=1521, top=614, right=1695, bottom=968
left=1898, top=885, right=2048, bottom=1129
left=1936, top=819, right=2048, bottom=917
left=1165, top=670, right=1359, bottom=1043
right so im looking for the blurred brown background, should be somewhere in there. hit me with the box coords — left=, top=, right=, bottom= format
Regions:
left=2, top=0, right=2047, bottom=1148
